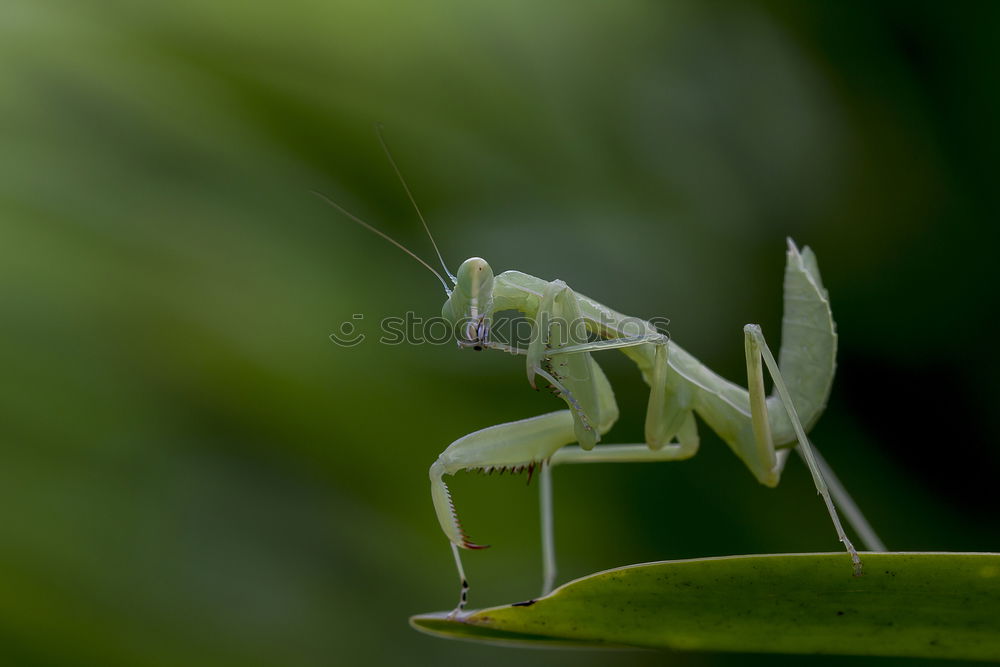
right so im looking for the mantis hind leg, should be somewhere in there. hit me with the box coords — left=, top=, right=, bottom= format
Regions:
left=744, top=324, right=885, bottom=575
left=805, top=445, right=887, bottom=552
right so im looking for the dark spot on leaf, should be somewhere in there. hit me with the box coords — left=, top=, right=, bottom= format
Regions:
left=511, top=599, right=536, bottom=607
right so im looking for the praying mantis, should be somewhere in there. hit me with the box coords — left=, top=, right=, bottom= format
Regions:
left=321, top=129, right=887, bottom=617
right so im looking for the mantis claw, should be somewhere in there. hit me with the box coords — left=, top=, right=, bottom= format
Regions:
left=452, top=501, right=489, bottom=551
left=431, top=459, right=490, bottom=551
left=462, top=540, right=489, bottom=551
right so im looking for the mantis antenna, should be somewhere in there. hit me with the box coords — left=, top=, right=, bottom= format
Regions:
left=311, top=189, right=453, bottom=295
left=375, top=123, right=458, bottom=287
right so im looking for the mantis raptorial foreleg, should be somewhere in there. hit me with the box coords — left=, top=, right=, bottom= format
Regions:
left=525, top=280, right=618, bottom=449
left=431, top=278, right=671, bottom=614
left=429, top=410, right=577, bottom=616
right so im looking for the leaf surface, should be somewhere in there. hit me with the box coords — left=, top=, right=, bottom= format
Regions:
left=411, top=552, right=1000, bottom=660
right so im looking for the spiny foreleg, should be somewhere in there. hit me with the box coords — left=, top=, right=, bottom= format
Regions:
left=430, top=410, right=578, bottom=615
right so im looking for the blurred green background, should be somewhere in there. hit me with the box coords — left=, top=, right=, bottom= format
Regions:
left=2, top=1, right=999, bottom=665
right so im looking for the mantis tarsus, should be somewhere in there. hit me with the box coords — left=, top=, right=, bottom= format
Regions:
left=322, top=130, right=887, bottom=617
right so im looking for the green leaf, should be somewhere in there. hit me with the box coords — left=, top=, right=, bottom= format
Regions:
left=411, top=552, right=1000, bottom=660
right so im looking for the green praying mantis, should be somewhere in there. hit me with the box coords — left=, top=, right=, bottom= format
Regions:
left=321, top=130, right=887, bottom=617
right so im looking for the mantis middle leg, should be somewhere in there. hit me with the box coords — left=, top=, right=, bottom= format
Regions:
left=537, top=411, right=701, bottom=594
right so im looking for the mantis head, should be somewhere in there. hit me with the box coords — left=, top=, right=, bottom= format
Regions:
left=442, top=257, right=495, bottom=350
